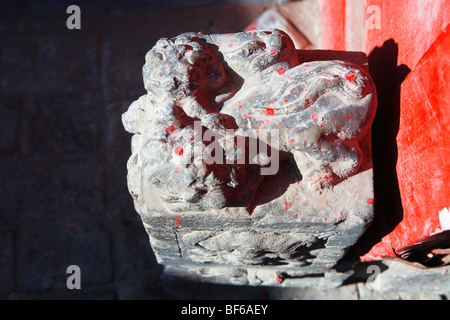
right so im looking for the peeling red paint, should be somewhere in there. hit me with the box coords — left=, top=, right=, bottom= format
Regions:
left=166, top=125, right=175, bottom=135
left=274, top=273, right=284, bottom=284
left=174, top=146, right=184, bottom=156
left=264, top=108, right=275, bottom=116
left=345, top=73, right=355, bottom=81
left=283, top=201, right=292, bottom=210
left=174, top=216, right=181, bottom=228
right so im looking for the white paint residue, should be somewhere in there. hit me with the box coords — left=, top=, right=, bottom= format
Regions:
left=439, top=207, right=450, bottom=231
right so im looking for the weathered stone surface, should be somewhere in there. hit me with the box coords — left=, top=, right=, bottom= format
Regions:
left=363, top=260, right=450, bottom=294
left=122, top=29, right=376, bottom=287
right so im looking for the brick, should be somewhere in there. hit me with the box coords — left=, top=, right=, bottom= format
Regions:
left=0, top=155, right=104, bottom=224
left=103, top=101, right=133, bottom=164
left=21, top=93, right=102, bottom=156
left=113, top=230, right=161, bottom=299
left=17, top=220, right=113, bottom=294
left=0, top=97, right=21, bottom=158
left=0, top=232, right=15, bottom=295
left=100, top=40, right=147, bottom=102
left=0, top=35, right=99, bottom=94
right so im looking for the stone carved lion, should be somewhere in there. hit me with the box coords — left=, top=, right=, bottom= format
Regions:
left=123, top=29, right=376, bottom=213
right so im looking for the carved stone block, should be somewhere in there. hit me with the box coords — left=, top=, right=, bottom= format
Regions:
left=122, top=30, right=376, bottom=287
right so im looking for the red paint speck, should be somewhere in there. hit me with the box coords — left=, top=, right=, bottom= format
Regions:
left=289, top=138, right=294, bottom=145
left=175, top=167, right=179, bottom=173
left=277, top=121, right=282, bottom=125
left=312, top=113, right=318, bottom=120
left=345, top=115, right=350, bottom=120
left=238, top=105, right=242, bottom=108
left=277, top=68, right=285, bottom=75
left=264, top=108, right=275, bottom=116
left=270, top=49, right=277, bottom=55
left=293, top=213, right=299, bottom=219
left=305, top=99, right=310, bottom=104
left=166, top=125, right=175, bottom=135
left=283, top=201, right=292, bottom=210
left=174, top=146, right=184, bottom=156
left=274, top=273, right=284, bottom=284
left=225, top=33, right=231, bottom=38
left=174, top=216, right=180, bottom=228
left=304, top=140, right=308, bottom=144
left=283, top=99, right=288, bottom=103
left=228, top=43, right=234, bottom=48
left=345, top=73, right=355, bottom=81
left=367, top=198, right=374, bottom=205
left=132, top=120, right=137, bottom=123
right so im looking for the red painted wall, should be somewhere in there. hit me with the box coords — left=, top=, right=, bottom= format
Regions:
left=319, top=0, right=346, bottom=50
left=319, top=0, right=450, bottom=260
left=364, top=0, right=448, bottom=70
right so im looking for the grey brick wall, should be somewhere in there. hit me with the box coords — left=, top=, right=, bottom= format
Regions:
left=0, top=1, right=281, bottom=300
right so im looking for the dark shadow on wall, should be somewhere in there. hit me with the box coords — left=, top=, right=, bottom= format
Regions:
left=350, top=39, right=411, bottom=258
